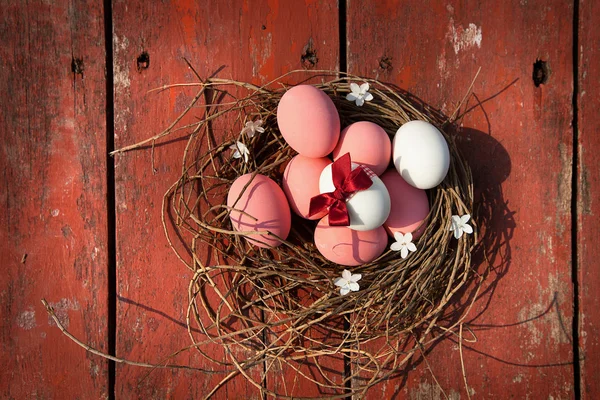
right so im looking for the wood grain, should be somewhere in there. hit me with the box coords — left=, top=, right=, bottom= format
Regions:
left=0, top=0, right=109, bottom=398
left=5, top=0, right=596, bottom=397
left=111, top=0, right=339, bottom=397
left=577, top=0, right=600, bottom=397
left=347, top=0, right=575, bottom=397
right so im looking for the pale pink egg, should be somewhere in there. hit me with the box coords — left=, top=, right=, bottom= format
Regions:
left=381, top=168, right=429, bottom=239
left=314, top=215, right=388, bottom=266
left=282, top=155, right=331, bottom=219
left=227, top=173, right=291, bottom=248
left=277, top=85, right=340, bottom=158
left=332, top=121, right=391, bottom=176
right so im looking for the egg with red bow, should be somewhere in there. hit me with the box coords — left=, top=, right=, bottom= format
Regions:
left=316, top=154, right=391, bottom=231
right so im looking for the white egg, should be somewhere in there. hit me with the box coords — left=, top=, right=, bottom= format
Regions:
left=319, top=162, right=391, bottom=231
left=392, top=120, right=450, bottom=189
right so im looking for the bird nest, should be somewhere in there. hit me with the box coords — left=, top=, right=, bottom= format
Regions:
left=158, top=70, right=478, bottom=398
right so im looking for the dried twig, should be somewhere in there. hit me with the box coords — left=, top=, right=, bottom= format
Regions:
left=41, top=299, right=207, bottom=372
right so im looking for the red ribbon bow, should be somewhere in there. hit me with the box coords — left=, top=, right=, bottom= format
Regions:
left=308, top=153, right=373, bottom=226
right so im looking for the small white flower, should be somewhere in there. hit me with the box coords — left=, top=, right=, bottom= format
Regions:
left=449, top=214, right=473, bottom=239
left=240, top=119, right=265, bottom=138
left=390, top=231, right=417, bottom=259
left=229, top=141, right=250, bottom=163
left=346, top=82, right=374, bottom=106
left=334, top=269, right=362, bottom=296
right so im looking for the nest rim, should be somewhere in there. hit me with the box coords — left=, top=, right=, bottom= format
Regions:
left=162, top=70, right=479, bottom=398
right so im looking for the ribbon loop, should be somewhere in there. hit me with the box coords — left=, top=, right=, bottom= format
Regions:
left=308, top=153, right=373, bottom=226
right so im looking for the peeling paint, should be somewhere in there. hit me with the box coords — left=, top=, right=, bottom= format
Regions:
left=113, top=35, right=129, bottom=51
left=447, top=19, right=482, bottom=54
left=17, top=310, right=36, bottom=330
left=517, top=273, right=571, bottom=347
left=556, top=142, right=572, bottom=222
left=409, top=382, right=461, bottom=400
left=113, top=63, right=131, bottom=92
left=437, top=48, right=449, bottom=81
left=250, top=31, right=273, bottom=79
left=91, top=247, right=99, bottom=261
left=47, top=298, right=80, bottom=329
left=90, top=362, right=100, bottom=377
left=113, top=35, right=131, bottom=95
left=579, top=163, right=593, bottom=215
left=113, top=31, right=132, bottom=132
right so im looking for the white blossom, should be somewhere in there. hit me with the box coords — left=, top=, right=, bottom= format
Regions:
left=229, top=141, right=250, bottom=163
left=241, top=119, right=265, bottom=138
left=390, top=231, right=417, bottom=259
left=346, top=82, right=374, bottom=106
left=334, top=269, right=362, bottom=296
left=449, top=214, right=473, bottom=239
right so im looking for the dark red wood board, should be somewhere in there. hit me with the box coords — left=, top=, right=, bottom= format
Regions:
left=577, top=0, right=600, bottom=397
left=347, top=0, right=575, bottom=397
left=3, top=0, right=599, bottom=398
left=111, top=1, right=339, bottom=398
left=0, top=0, right=109, bottom=398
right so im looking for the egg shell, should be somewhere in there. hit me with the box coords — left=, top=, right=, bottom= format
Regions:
left=227, top=173, right=291, bottom=248
left=277, top=85, right=340, bottom=158
left=332, top=121, right=391, bottom=176
left=392, top=120, right=450, bottom=189
left=314, top=215, right=388, bottom=266
left=282, top=155, right=331, bottom=219
left=319, top=162, right=391, bottom=231
left=381, top=168, right=429, bottom=239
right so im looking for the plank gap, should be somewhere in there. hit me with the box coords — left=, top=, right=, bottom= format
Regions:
left=339, top=2, right=352, bottom=397
left=343, top=317, right=352, bottom=398
left=261, top=307, right=267, bottom=400
left=339, top=0, right=347, bottom=74
left=103, top=0, right=117, bottom=398
left=571, top=0, right=581, bottom=397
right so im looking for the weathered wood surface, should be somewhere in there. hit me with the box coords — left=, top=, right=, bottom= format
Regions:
left=112, top=0, right=339, bottom=398
left=4, top=0, right=600, bottom=398
left=347, top=0, right=576, bottom=398
left=577, top=0, right=600, bottom=397
left=0, top=0, right=109, bottom=398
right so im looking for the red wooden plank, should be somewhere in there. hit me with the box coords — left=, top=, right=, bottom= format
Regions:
left=0, top=1, right=109, bottom=398
left=112, top=1, right=339, bottom=398
left=577, top=0, right=600, bottom=397
left=347, top=0, right=575, bottom=397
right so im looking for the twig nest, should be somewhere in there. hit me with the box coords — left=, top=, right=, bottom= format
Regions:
left=165, top=72, right=478, bottom=398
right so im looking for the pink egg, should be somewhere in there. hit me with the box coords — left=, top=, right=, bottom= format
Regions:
left=282, top=155, right=331, bottom=219
left=332, top=121, right=391, bottom=176
left=277, top=85, right=340, bottom=158
left=380, top=169, right=429, bottom=239
left=314, top=216, right=388, bottom=266
left=227, top=173, right=291, bottom=248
